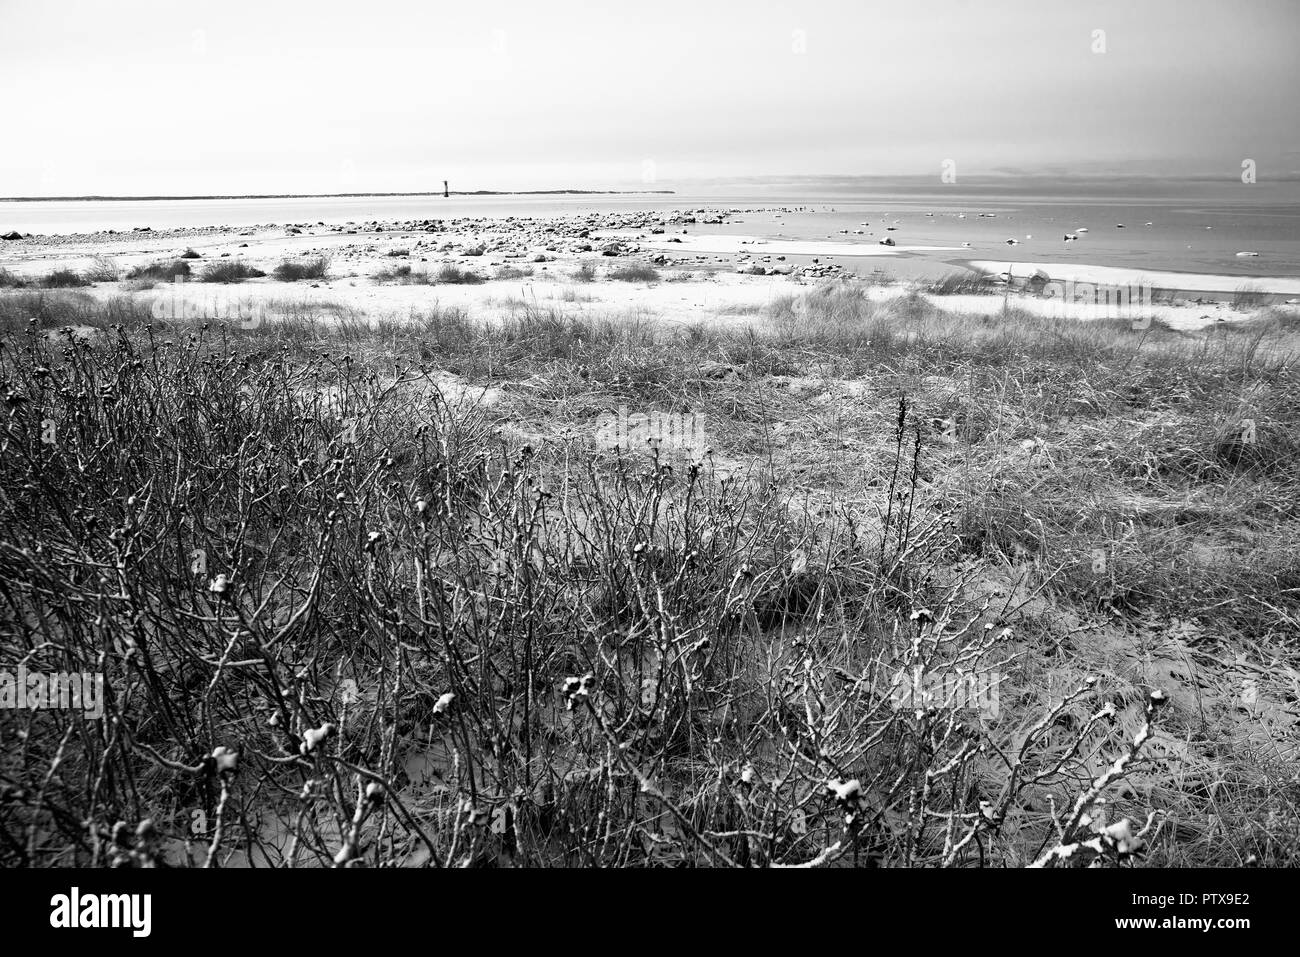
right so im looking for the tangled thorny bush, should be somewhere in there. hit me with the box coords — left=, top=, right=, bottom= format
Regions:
left=0, top=323, right=1165, bottom=867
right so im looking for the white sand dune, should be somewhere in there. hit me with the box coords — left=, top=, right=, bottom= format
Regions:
left=925, top=292, right=1284, bottom=331
left=120, top=272, right=1285, bottom=334
left=968, top=260, right=1300, bottom=296
left=119, top=270, right=794, bottom=329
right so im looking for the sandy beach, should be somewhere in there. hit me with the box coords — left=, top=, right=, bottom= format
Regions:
left=4, top=206, right=1298, bottom=334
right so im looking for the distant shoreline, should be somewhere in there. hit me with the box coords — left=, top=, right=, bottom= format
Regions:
left=0, top=190, right=677, bottom=203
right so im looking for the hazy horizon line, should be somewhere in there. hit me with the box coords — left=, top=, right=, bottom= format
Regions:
left=4, top=171, right=1298, bottom=204
left=0, top=188, right=678, bottom=203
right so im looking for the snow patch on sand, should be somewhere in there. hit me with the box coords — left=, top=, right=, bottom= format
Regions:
left=642, top=234, right=965, bottom=257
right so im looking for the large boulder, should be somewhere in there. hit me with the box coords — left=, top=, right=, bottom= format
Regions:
left=1, top=231, right=24, bottom=240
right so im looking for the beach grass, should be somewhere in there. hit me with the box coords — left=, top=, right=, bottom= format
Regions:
left=607, top=262, right=660, bottom=282
left=126, top=259, right=192, bottom=281
left=25, top=268, right=92, bottom=289
left=925, top=271, right=990, bottom=295
left=199, top=259, right=267, bottom=282
left=82, top=256, right=121, bottom=283
left=1232, top=282, right=1270, bottom=310
left=1, top=280, right=1297, bottom=868
left=272, top=255, right=330, bottom=281
left=433, top=264, right=485, bottom=285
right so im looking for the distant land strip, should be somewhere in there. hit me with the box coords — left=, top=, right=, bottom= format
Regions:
left=0, top=190, right=677, bottom=202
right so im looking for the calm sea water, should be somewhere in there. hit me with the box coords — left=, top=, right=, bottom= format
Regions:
left=2, top=179, right=1297, bottom=278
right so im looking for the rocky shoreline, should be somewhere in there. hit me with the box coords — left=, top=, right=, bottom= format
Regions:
left=0, top=205, right=858, bottom=280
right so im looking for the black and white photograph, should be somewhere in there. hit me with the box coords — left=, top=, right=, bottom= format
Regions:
left=0, top=0, right=1294, bottom=938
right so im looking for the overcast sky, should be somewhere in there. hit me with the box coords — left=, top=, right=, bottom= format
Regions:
left=2, top=0, right=1297, bottom=195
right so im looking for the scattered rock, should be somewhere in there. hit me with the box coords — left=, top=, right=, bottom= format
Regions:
left=698, top=360, right=738, bottom=380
